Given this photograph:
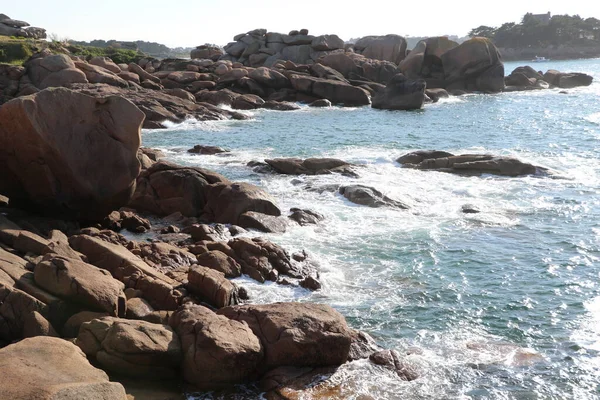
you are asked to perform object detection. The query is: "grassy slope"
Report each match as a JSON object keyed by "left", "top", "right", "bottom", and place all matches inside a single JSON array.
[{"left": 0, "top": 36, "right": 145, "bottom": 65}]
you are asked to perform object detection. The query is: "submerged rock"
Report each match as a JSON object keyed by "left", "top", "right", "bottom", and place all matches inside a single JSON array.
[
  {"left": 187, "top": 144, "right": 229, "bottom": 155},
  {"left": 264, "top": 157, "right": 357, "bottom": 177},
  {"left": 339, "top": 185, "right": 409, "bottom": 209}
]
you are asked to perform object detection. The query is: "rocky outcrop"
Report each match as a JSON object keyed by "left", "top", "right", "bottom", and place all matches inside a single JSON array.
[
  {"left": 68, "top": 234, "right": 183, "bottom": 310},
  {"left": 399, "top": 36, "right": 459, "bottom": 87},
  {"left": 77, "top": 317, "right": 182, "bottom": 378},
  {"left": 542, "top": 69, "right": 593, "bottom": 88},
  {"left": 130, "top": 161, "right": 281, "bottom": 227},
  {"left": 289, "top": 74, "right": 371, "bottom": 106},
  {"left": 441, "top": 37, "right": 504, "bottom": 93},
  {"left": 318, "top": 52, "right": 400, "bottom": 84},
  {"left": 170, "top": 304, "right": 263, "bottom": 389},
  {"left": 71, "top": 83, "right": 247, "bottom": 129},
  {"left": 372, "top": 73, "right": 426, "bottom": 110},
  {"left": 218, "top": 302, "right": 353, "bottom": 369},
  {"left": 339, "top": 185, "right": 409, "bottom": 209},
  {"left": 0, "top": 87, "right": 143, "bottom": 219},
  {"left": 0, "top": 336, "right": 127, "bottom": 399},
  {"left": 397, "top": 150, "right": 549, "bottom": 177},
  {"left": 353, "top": 35, "right": 408, "bottom": 64},
  {"left": 264, "top": 157, "right": 357, "bottom": 176},
  {"left": 34, "top": 255, "right": 127, "bottom": 317},
  {"left": 220, "top": 28, "right": 345, "bottom": 67},
  {"left": 0, "top": 14, "right": 46, "bottom": 39},
  {"left": 190, "top": 45, "right": 224, "bottom": 60}
]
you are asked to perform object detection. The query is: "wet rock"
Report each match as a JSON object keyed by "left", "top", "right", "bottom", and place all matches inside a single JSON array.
[
  {"left": 265, "top": 157, "right": 357, "bottom": 177},
  {"left": 339, "top": 185, "right": 409, "bottom": 209},
  {"left": 372, "top": 73, "right": 426, "bottom": 111},
  {"left": 369, "top": 349, "right": 419, "bottom": 381},
  {"left": 308, "top": 99, "right": 332, "bottom": 107},
  {"left": 185, "top": 223, "right": 231, "bottom": 242},
  {"left": 425, "top": 88, "right": 449, "bottom": 102},
  {"left": 219, "top": 302, "right": 352, "bottom": 369},
  {"left": 0, "top": 336, "right": 127, "bottom": 399},
  {"left": 461, "top": 204, "right": 481, "bottom": 214},
  {"left": 77, "top": 317, "right": 182, "bottom": 379},
  {"left": 169, "top": 304, "right": 263, "bottom": 389},
  {"left": 187, "top": 145, "right": 229, "bottom": 155},
  {"left": 289, "top": 208, "right": 324, "bottom": 226},
  {"left": 396, "top": 150, "right": 454, "bottom": 165},
  {"left": 289, "top": 74, "right": 371, "bottom": 106},
  {"left": 263, "top": 100, "right": 301, "bottom": 111},
  {"left": 299, "top": 276, "right": 321, "bottom": 290},
  {"left": 238, "top": 211, "right": 288, "bottom": 233},
  {"left": 397, "top": 151, "right": 548, "bottom": 177},
  {"left": 348, "top": 330, "right": 381, "bottom": 361}
]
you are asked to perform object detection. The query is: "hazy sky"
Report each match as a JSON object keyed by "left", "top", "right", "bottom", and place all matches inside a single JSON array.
[{"left": 4, "top": 1, "right": 600, "bottom": 48}]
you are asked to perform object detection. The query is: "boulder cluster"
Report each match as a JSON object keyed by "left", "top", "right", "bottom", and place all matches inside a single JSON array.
[
  {"left": 0, "top": 13, "right": 46, "bottom": 39},
  {"left": 0, "top": 84, "right": 388, "bottom": 397}
]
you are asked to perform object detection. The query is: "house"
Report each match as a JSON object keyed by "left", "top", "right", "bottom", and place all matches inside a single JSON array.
[{"left": 530, "top": 12, "right": 552, "bottom": 25}]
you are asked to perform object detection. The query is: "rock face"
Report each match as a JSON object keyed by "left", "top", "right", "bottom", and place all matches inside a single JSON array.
[
  {"left": 397, "top": 150, "right": 548, "bottom": 177},
  {"left": 318, "top": 52, "right": 400, "bottom": 84},
  {"left": 339, "top": 185, "right": 409, "bottom": 209},
  {"left": 399, "top": 36, "right": 459, "bottom": 87},
  {"left": 77, "top": 317, "right": 182, "bottom": 378},
  {"left": 220, "top": 29, "right": 345, "bottom": 67},
  {"left": 289, "top": 74, "right": 371, "bottom": 106},
  {"left": 441, "top": 37, "right": 505, "bottom": 93},
  {"left": 372, "top": 73, "right": 426, "bottom": 110},
  {"left": 0, "top": 87, "right": 143, "bottom": 219},
  {"left": 34, "top": 255, "right": 127, "bottom": 317},
  {"left": 170, "top": 304, "right": 264, "bottom": 389},
  {"left": 0, "top": 336, "right": 127, "bottom": 399},
  {"left": 219, "top": 302, "right": 352, "bottom": 370},
  {"left": 354, "top": 35, "right": 408, "bottom": 64}
]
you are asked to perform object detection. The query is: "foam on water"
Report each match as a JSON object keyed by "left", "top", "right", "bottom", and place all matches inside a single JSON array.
[{"left": 144, "top": 58, "right": 600, "bottom": 399}]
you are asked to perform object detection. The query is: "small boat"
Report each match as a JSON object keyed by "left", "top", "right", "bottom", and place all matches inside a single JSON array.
[{"left": 532, "top": 56, "right": 548, "bottom": 62}]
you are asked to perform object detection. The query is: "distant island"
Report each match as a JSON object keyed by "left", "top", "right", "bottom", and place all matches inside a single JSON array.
[{"left": 469, "top": 13, "right": 600, "bottom": 60}]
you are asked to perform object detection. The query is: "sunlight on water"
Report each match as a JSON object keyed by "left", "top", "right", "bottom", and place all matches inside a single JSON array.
[{"left": 142, "top": 58, "right": 600, "bottom": 399}]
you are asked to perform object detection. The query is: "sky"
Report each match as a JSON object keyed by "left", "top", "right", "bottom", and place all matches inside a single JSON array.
[{"left": 4, "top": 1, "right": 600, "bottom": 48}]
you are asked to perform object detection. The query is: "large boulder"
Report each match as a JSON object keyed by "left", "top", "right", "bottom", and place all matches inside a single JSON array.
[
  {"left": 129, "top": 160, "right": 228, "bottom": 217},
  {"left": 318, "top": 52, "right": 400, "bottom": 84},
  {"left": 372, "top": 73, "right": 426, "bottom": 110},
  {"left": 77, "top": 317, "right": 182, "bottom": 378},
  {"left": 74, "top": 61, "right": 129, "bottom": 87},
  {"left": 248, "top": 67, "right": 290, "bottom": 89},
  {"left": 0, "top": 88, "right": 143, "bottom": 219},
  {"left": 543, "top": 69, "right": 593, "bottom": 88},
  {"left": 441, "top": 37, "right": 504, "bottom": 93},
  {"left": 219, "top": 302, "right": 352, "bottom": 369},
  {"left": 34, "top": 255, "right": 127, "bottom": 317},
  {"left": 397, "top": 151, "right": 548, "bottom": 177},
  {"left": 0, "top": 336, "right": 127, "bottom": 399},
  {"left": 354, "top": 35, "right": 408, "bottom": 64},
  {"left": 170, "top": 304, "right": 264, "bottom": 389}
]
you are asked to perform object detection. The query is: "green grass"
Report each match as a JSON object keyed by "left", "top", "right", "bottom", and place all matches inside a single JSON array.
[
  {"left": 0, "top": 36, "right": 145, "bottom": 66},
  {"left": 0, "top": 36, "right": 36, "bottom": 64}
]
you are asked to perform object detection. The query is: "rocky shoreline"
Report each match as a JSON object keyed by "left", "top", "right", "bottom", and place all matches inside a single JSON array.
[{"left": 0, "top": 23, "right": 596, "bottom": 400}]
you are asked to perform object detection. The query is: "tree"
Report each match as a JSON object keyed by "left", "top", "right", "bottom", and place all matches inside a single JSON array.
[{"left": 469, "top": 25, "right": 496, "bottom": 39}]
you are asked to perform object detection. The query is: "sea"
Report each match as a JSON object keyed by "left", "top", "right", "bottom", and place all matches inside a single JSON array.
[{"left": 142, "top": 59, "right": 600, "bottom": 399}]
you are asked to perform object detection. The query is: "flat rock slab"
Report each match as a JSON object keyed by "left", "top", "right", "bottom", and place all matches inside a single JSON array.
[{"left": 397, "top": 150, "right": 548, "bottom": 177}]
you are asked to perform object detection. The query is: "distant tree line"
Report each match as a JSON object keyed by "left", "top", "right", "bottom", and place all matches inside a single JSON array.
[
  {"left": 68, "top": 39, "right": 194, "bottom": 59},
  {"left": 469, "top": 13, "right": 600, "bottom": 48}
]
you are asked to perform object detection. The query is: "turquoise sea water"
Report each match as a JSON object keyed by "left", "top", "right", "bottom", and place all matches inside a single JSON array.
[{"left": 143, "top": 59, "right": 600, "bottom": 399}]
